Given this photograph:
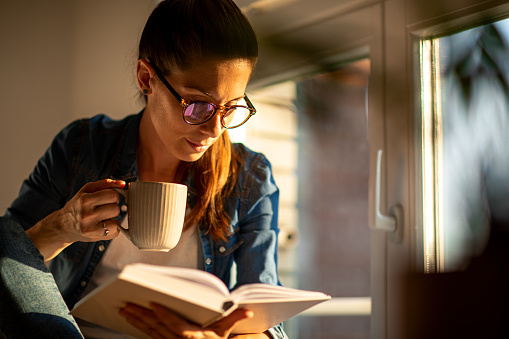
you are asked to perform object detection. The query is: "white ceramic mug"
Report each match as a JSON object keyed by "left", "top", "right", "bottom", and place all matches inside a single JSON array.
[{"left": 114, "top": 182, "right": 187, "bottom": 251}]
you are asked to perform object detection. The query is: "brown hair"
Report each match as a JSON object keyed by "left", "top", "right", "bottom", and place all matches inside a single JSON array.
[
  {"left": 139, "top": 0, "right": 258, "bottom": 71},
  {"left": 176, "top": 132, "right": 241, "bottom": 241},
  {"left": 138, "top": 0, "right": 258, "bottom": 241}
]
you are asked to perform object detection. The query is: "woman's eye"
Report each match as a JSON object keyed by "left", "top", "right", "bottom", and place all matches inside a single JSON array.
[{"left": 183, "top": 95, "right": 207, "bottom": 103}]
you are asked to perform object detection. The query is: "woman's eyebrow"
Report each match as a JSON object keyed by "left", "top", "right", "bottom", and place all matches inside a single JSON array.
[
  {"left": 185, "top": 87, "right": 245, "bottom": 103},
  {"left": 226, "top": 95, "right": 246, "bottom": 103}
]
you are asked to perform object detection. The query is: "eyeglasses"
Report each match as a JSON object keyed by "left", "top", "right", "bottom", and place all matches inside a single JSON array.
[{"left": 151, "top": 63, "right": 256, "bottom": 129}]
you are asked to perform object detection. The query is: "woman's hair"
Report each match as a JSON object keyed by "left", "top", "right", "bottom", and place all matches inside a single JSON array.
[
  {"left": 175, "top": 131, "right": 242, "bottom": 242},
  {"left": 139, "top": 0, "right": 258, "bottom": 70},
  {"left": 139, "top": 0, "right": 258, "bottom": 241}
]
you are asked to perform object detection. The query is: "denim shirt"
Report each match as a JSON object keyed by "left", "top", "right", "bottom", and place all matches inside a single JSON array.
[{"left": 6, "top": 112, "right": 287, "bottom": 339}]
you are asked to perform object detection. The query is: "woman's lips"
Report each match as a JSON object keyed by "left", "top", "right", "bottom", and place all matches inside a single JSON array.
[{"left": 186, "top": 139, "right": 210, "bottom": 152}]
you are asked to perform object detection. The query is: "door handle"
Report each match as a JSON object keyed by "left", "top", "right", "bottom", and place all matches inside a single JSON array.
[{"left": 373, "top": 149, "right": 397, "bottom": 232}]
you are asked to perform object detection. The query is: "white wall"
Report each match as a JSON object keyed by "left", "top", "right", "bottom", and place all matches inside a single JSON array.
[{"left": 0, "top": 0, "right": 155, "bottom": 213}]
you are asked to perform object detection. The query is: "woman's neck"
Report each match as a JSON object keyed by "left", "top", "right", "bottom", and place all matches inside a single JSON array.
[{"left": 137, "top": 111, "right": 180, "bottom": 183}]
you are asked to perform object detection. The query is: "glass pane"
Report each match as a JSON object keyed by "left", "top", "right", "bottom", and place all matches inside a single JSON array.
[
  {"left": 234, "top": 58, "right": 371, "bottom": 338},
  {"left": 424, "top": 19, "right": 509, "bottom": 271}
]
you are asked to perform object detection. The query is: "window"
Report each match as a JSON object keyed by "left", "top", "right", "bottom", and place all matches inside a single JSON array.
[
  {"left": 421, "top": 19, "right": 509, "bottom": 272},
  {"left": 233, "top": 58, "right": 371, "bottom": 338}
]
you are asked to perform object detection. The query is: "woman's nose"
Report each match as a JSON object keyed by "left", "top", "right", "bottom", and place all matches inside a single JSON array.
[{"left": 200, "top": 109, "right": 224, "bottom": 137}]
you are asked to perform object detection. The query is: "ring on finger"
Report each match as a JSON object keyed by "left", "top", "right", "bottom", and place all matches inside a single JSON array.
[{"left": 102, "top": 221, "right": 109, "bottom": 237}]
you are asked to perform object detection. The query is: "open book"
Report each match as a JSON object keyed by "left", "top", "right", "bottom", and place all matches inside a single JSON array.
[{"left": 71, "top": 263, "right": 330, "bottom": 338}]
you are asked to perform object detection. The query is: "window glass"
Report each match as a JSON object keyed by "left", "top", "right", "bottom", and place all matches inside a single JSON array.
[
  {"left": 423, "top": 19, "right": 509, "bottom": 271},
  {"left": 235, "top": 58, "right": 371, "bottom": 338}
]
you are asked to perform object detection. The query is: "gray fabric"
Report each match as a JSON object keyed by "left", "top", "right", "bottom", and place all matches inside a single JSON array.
[{"left": 0, "top": 216, "right": 83, "bottom": 339}]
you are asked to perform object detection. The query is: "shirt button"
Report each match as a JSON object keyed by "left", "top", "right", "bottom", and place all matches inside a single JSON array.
[
  {"left": 205, "top": 258, "right": 212, "bottom": 265},
  {"left": 98, "top": 245, "right": 106, "bottom": 252},
  {"left": 80, "top": 281, "right": 87, "bottom": 287},
  {"left": 219, "top": 246, "right": 226, "bottom": 253},
  {"left": 121, "top": 205, "right": 128, "bottom": 212}
]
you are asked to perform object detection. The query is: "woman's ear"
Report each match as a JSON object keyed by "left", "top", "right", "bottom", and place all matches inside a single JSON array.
[{"left": 137, "top": 59, "right": 156, "bottom": 95}]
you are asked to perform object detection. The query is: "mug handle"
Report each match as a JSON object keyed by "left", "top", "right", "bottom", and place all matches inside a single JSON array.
[{"left": 112, "top": 188, "right": 130, "bottom": 240}]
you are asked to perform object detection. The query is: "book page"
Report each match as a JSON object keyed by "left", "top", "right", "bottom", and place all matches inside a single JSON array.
[
  {"left": 127, "top": 264, "right": 231, "bottom": 298},
  {"left": 232, "top": 283, "right": 330, "bottom": 301},
  {"left": 233, "top": 298, "right": 330, "bottom": 334},
  {"left": 119, "top": 265, "right": 230, "bottom": 310},
  {"left": 229, "top": 283, "right": 330, "bottom": 333}
]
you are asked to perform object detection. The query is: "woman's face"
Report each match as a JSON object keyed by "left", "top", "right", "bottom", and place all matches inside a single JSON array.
[{"left": 141, "top": 58, "right": 253, "bottom": 163}]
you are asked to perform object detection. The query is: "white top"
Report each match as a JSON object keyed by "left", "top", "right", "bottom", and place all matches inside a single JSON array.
[{"left": 77, "top": 216, "right": 199, "bottom": 338}]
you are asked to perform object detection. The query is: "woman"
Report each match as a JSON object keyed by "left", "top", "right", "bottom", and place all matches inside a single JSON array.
[{"left": 3, "top": 1, "right": 287, "bottom": 338}]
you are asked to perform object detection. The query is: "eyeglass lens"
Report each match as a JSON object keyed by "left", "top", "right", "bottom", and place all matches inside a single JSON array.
[{"left": 183, "top": 98, "right": 252, "bottom": 128}]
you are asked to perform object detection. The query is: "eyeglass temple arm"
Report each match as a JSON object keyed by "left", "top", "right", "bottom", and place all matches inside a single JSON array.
[
  {"left": 244, "top": 95, "right": 256, "bottom": 114},
  {"left": 150, "top": 63, "right": 183, "bottom": 103}
]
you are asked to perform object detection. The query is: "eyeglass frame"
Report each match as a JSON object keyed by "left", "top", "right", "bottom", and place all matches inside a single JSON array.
[{"left": 150, "top": 63, "right": 256, "bottom": 129}]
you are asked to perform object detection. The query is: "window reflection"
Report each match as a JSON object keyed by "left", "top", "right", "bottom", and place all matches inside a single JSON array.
[{"left": 426, "top": 20, "right": 509, "bottom": 271}]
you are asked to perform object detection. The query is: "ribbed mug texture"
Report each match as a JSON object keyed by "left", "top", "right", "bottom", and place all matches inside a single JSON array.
[{"left": 127, "top": 182, "right": 187, "bottom": 251}]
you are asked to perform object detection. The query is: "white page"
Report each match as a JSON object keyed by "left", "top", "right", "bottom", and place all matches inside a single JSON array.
[
  {"left": 232, "top": 283, "right": 330, "bottom": 301},
  {"left": 127, "top": 264, "right": 231, "bottom": 298}
]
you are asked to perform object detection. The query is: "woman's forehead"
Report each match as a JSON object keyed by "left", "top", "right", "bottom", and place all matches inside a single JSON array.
[
  {"left": 168, "top": 59, "right": 253, "bottom": 100},
  {"left": 171, "top": 57, "right": 254, "bottom": 76}
]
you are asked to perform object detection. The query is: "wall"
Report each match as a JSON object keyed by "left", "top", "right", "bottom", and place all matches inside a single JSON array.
[{"left": 0, "top": 0, "right": 155, "bottom": 213}]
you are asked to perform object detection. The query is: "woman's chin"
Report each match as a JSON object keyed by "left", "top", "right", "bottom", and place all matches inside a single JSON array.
[{"left": 181, "top": 151, "right": 206, "bottom": 163}]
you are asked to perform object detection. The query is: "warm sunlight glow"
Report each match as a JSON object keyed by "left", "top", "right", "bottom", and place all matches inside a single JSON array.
[{"left": 420, "top": 39, "right": 443, "bottom": 273}]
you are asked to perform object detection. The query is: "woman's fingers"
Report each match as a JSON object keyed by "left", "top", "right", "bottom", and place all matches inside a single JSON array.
[
  {"left": 120, "top": 304, "right": 177, "bottom": 339},
  {"left": 78, "top": 186, "right": 122, "bottom": 221},
  {"left": 120, "top": 303, "right": 255, "bottom": 339},
  {"left": 150, "top": 303, "right": 203, "bottom": 334},
  {"left": 79, "top": 189, "right": 120, "bottom": 212},
  {"left": 121, "top": 311, "right": 167, "bottom": 339},
  {"left": 150, "top": 303, "right": 253, "bottom": 338},
  {"left": 91, "top": 218, "right": 120, "bottom": 239},
  {"left": 60, "top": 179, "right": 126, "bottom": 242},
  {"left": 206, "top": 308, "right": 253, "bottom": 337},
  {"left": 103, "top": 218, "right": 121, "bottom": 239},
  {"left": 79, "top": 203, "right": 120, "bottom": 236},
  {"left": 81, "top": 179, "right": 126, "bottom": 194},
  {"left": 77, "top": 179, "right": 124, "bottom": 226}
]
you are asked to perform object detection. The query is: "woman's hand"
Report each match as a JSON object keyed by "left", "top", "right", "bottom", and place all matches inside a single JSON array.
[
  {"left": 119, "top": 303, "right": 270, "bottom": 339},
  {"left": 26, "top": 179, "right": 125, "bottom": 261}
]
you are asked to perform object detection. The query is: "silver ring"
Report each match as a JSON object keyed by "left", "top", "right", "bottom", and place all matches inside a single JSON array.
[{"left": 102, "top": 221, "right": 109, "bottom": 237}]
